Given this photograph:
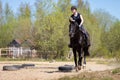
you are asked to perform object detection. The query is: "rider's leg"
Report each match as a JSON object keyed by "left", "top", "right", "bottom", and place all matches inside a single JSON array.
[
  {"left": 84, "top": 32, "right": 91, "bottom": 46},
  {"left": 79, "top": 26, "right": 91, "bottom": 46}
]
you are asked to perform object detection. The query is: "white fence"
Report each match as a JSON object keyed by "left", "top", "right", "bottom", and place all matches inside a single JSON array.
[{"left": 0, "top": 47, "right": 37, "bottom": 58}]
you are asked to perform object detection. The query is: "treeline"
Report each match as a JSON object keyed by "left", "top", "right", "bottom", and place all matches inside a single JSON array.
[{"left": 0, "top": 0, "right": 120, "bottom": 59}]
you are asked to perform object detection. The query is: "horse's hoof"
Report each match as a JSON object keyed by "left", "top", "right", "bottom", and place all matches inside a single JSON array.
[
  {"left": 83, "top": 64, "right": 86, "bottom": 69},
  {"left": 75, "top": 67, "right": 78, "bottom": 72},
  {"left": 78, "top": 66, "right": 81, "bottom": 70}
]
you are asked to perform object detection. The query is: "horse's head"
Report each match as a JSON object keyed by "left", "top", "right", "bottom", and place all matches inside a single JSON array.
[{"left": 69, "top": 22, "right": 79, "bottom": 38}]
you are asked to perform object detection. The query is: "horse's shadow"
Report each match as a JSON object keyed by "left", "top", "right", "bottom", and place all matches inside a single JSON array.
[{"left": 44, "top": 71, "right": 59, "bottom": 73}]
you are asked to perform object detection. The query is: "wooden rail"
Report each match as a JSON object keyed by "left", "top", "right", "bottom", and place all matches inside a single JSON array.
[{"left": 0, "top": 47, "right": 37, "bottom": 58}]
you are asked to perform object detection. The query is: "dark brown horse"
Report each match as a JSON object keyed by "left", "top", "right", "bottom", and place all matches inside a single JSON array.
[{"left": 69, "top": 21, "right": 90, "bottom": 71}]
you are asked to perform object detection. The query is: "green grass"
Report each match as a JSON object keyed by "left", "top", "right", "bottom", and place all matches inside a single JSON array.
[
  {"left": 59, "top": 68, "right": 120, "bottom": 80},
  {"left": 58, "top": 70, "right": 115, "bottom": 80},
  {"left": 59, "top": 76, "right": 113, "bottom": 80},
  {"left": 112, "top": 68, "right": 120, "bottom": 74},
  {"left": 102, "top": 77, "right": 113, "bottom": 80}
]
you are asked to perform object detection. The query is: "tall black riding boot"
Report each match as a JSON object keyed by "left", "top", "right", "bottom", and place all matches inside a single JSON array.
[
  {"left": 68, "top": 38, "right": 73, "bottom": 48},
  {"left": 84, "top": 34, "right": 91, "bottom": 47}
]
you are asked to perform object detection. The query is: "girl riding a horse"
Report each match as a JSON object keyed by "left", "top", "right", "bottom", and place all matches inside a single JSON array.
[
  {"left": 68, "top": 6, "right": 91, "bottom": 71},
  {"left": 68, "top": 6, "right": 90, "bottom": 48}
]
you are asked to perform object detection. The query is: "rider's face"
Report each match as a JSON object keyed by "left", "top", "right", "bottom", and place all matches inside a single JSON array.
[{"left": 71, "top": 9, "right": 77, "bottom": 14}]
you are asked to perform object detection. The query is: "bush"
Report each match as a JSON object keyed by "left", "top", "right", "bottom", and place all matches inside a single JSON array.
[
  {"left": 114, "top": 50, "right": 120, "bottom": 62},
  {"left": 91, "top": 46, "right": 110, "bottom": 58},
  {"left": 112, "top": 68, "right": 120, "bottom": 74}
]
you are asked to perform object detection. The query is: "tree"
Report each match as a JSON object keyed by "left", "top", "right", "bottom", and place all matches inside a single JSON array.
[
  {"left": 34, "top": 0, "right": 72, "bottom": 59},
  {"left": 0, "top": 0, "right": 119, "bottom": 59},
  {"left": 94, "top": 9, "right": 115, "bottom": 30},
  {"left": 0, "top": 0, "right": 3, "bottom": 26},
  {"left": 0, "top": 3, "right": 15, "bottom": 47},
  {"left": 104, "top": 21, "right": 120, "bottom": 52},
  {"left": 14, "top": 3, "right": 32, "bottom": 40}
]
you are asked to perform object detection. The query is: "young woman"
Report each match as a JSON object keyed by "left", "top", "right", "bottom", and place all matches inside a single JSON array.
[{"left": 69, "top": 6, "right": 90, "bottom": 48}]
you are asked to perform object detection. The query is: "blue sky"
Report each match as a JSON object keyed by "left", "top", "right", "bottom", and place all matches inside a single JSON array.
[
  {"left": 1, "top": 0, "right": 35, "bottom": 14},
  {"left": 87, "top": 0, "right": 120, "bottom": 20},
  {"left": 1, "top": 0, "right": 120, "bottom": 20}
]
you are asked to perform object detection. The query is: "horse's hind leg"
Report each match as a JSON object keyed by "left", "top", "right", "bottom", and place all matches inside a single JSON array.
[
  {"left": 73, "top": 48, "right": 78, "bottom": 72},
  {"left": 83, "top": 56, "right": 86, "bottom": 64},
  {"left": 83, "top": 56, "right": 86, "bottom": 69},
  {"left": 83, "top": 47, "right": 89, "bottom": 69}
]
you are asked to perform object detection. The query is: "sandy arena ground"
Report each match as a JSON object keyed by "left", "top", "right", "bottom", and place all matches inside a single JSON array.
[{"left": 0, "top": 60, "right": 119, "bottom": 80}]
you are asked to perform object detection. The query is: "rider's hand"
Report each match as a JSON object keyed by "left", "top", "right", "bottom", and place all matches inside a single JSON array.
[
  {"left": 79, "top": 24, "right": 82, "bottom": 28},
  {"left": 69, "top": 17, "right": 75, "bottom": 22},
  {"left": 79, "top": 25, "right": 82, "bottom": 31}
]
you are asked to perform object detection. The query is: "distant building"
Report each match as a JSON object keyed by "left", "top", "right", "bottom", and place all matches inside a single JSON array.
[
  {"left": 6, "top": 39, "right": 37, "bottom": 58},
  {"left": 8, "top": 39, "right": 21, "bottom": 47}
]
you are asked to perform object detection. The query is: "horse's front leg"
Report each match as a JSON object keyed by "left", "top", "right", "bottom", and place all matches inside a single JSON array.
[
  {"left": 78, "top": 48, "right": 83, "bottom": 70},
  {"left": 73, "top": 48, "right": 78, "bottom": 72}
]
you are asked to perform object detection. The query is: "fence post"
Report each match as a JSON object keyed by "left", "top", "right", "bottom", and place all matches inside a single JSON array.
[
  {"left": 17, "top": 48, "right": 19, "bottom": 57},
  {"left": 20, "top": 47, "right": 22, "bottom": 56},
  {"left": 0, "top": 48, "right": 1, "bottom": 57},
  {"left": 12, "top": 47, "right": 15, "bottom": 59}
]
